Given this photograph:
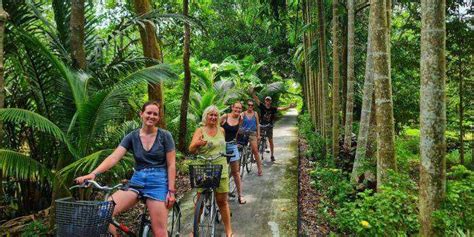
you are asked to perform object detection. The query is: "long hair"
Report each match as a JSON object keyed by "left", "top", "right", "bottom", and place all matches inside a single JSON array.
[{"left": 201, "top": 105, "right": 221, "bottom": 126}]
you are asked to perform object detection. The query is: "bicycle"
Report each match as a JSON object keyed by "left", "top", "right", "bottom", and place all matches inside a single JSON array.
[
  {"left": 188, "top": 153, "right": 234, "bottom": 237},
  {"left": 56, "top": 180, "right": 181, "bottom": 237},
  {"left": 237, "top": 129, "right": 255, "bottom": 175},
  {"left": 258, "top": 124, "right": 272, "bottom": 162}
]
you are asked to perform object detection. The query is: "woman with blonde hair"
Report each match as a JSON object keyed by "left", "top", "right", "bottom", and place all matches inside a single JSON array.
[{"left": 189, "top": 105, "right": 233, "bottom": 237}]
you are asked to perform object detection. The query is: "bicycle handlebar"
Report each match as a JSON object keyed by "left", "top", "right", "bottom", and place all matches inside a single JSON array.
[
  {"left": 188, "top": 152, "right": 234, "bottom": 161},
  {"left": 70, "top": 180, "right": 144, "bottom": 192}
]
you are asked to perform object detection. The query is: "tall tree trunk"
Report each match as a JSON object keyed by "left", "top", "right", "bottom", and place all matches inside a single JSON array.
[
  {"left": 70, "top": 0, "right": 87, "bottom": 70},
  {"left": 317, "top": 0, "right": 329, "bottom": 141},
  {"left": 331, "top": 0, "right": 340, "bottom": 159},
  {"left": 302, "top": 0, "right": 312, "bottom": 117},
  {"left": 341, "top": 12, "right": 348, "bottom": 127},
  {"left": 343, "top": 0, "right": 355, "bottom": 150},
  {"left": 459, "top": 59, "right": 464, "bottom": 164},
  {"left": 178, "top": 0, "right": 192, "bottom": 153},
  {"left": 352, "top": 6, "right": 375, "bottom": 181},
  {"left": 0, "top": 0, "right": 7, "bottom": 197},
  {"left": 419, "top": 0, "right": 446, "bottom": 235},
  {"left": 372, "top": 0, "right": 396, "bottom": 190},
  {"left": 133, "top": 0, "right": 166, "bottom": 128}
]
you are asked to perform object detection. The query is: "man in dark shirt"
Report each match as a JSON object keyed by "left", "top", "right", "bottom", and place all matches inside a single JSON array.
[{"left": 251, "top": 89, "right": 295, "bottom": 162}]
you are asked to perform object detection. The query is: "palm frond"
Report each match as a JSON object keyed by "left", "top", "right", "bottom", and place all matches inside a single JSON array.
[
  {"left": 0, "top": 149, "right": 54, "bottom": 182},
  {"left": 0, "top": 108, "right": 79, "bottom": 158},
  {"left": 16, "top": 28, "right": 86, "bottom": 109},
  {"left": 58, "top": 149, "right": 135, "bottom": 184},
  {"left": 111, "top": 64, "right": 178, "bottom": 91}
]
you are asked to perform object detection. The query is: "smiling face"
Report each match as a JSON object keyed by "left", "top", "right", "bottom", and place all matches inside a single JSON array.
[
  {"left": 206, "top": 110, "right": 219, "bottom": 126},
  {"left": 140, "top": 104, "right": 160, "bottom": 127},
  {"left": 232, "top": 102, "right": 242, "bottom": 116}
]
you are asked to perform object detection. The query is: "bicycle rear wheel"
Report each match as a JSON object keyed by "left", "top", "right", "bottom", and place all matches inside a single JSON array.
[{"left": 193, "top": 193, "right": 217, "bottom": 237}]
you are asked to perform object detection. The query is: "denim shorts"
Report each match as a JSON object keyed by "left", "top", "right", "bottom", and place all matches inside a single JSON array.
[
  {"left": 129, "top": 167, "right": 168, "bottom": 202},
  {"left": 226, "top": 143, "right": 240, "bottom": 163}
]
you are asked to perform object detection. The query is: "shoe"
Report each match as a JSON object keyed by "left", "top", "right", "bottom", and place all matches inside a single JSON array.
[
  {"left": 257, "top": 170, "right": 263, "bottom": 176},
  {"left": 238, "top": 196, "right": 247, "bottom": 204},
  {"left": 271, "top": 156, "right": 275, "bottom": 162}
]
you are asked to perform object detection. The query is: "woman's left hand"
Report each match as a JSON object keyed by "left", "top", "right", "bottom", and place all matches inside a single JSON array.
[{"left": 166, "top": 191, "right": 176, "bottom": 209}]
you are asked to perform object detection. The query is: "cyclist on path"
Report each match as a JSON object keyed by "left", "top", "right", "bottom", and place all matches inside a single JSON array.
[
  {"left": 221, "top": 101, "right": 246, "bottom": 204},
  {"left": 240, "top": 100, "right": 263, "bottom": 176},
  {"left": 251, "top": 89, "right": 295, "bottom": 162},
  {"left": 75, "top": 101, "right": 177, "bottom": 237},
  {"left": 189, "top": 105, "right": 233, "bottom": 237}
]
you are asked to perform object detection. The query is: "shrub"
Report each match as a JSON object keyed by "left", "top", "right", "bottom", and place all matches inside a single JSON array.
[
  {"left": 21, "top": 221, "right": 49, "bottom": 237},
  {"left": 310, "top": 166, "right": 354, "bottom": 205},
  {"left": 433, "top": 165, "right": 474, "bottom": 236},
  {"left": 334, "top": 171, "right": 419, "bottom": 236}
]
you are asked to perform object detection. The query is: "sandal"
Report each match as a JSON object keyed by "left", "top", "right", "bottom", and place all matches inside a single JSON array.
[
  {"left": 238, "top": 196, "right": 247, "bottom": 204},
  {"left": 257, "top": 170, "right": 263, "bottom": 176}
]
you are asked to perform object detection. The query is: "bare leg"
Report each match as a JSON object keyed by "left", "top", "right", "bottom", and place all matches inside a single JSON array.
[
  {"left": 147, "top": 199, "right": 169, "bottom": 237},
  {"left": 108, "top": 190, "right": 139, "bottom": 236},
  {"left": 230, "top": 161, "right": 244, "bottom": 201},
  {"left": 216, "top": 192, "right": 233, "bottom": 236},
  {"left": 269, "top": 138, "right": 274, "bottom": 158},
  {"left": 250, "top": 139, "right": 262, "bottom": 175}
]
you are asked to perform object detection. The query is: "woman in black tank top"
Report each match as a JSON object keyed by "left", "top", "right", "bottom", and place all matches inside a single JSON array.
[{"left": 221, "top": 101, "right": 246, "bottom": 204}]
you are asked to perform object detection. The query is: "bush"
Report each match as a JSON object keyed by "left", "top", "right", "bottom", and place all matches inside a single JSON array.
[
  {"left": 433, "top": 165, "right": 474, "bottom": 236},
  {"left": 334, "top": 171, "right": 419, "bottom": 236},
  {"left": 310, "top": 166, "right": 354, "bottom": 205},
  {"left": 298, "top": 113, "right": 327, "bottom": 160},
  {"left": 21, "top": 221, "right": 49, "bottom": 237}
]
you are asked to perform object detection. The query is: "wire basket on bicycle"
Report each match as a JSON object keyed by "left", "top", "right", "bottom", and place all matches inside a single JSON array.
[
  {"left": 189, "top": 164, "right": 223, "bottom": 189},
  {"left": 56, "top": 197, "right": 115, "bottom": 236}
]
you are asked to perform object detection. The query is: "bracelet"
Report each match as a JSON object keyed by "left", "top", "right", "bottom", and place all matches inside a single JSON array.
[
  {"left": 168, "top": 189, "right": 176, "bottom": 194},
  {"left": 91, "top": 172, "right": 100, "bottom": 178}
]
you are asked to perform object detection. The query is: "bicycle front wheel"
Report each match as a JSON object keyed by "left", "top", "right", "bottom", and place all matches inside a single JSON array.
[
  {"left": 168, "top": 202, "right": 181, "bottom": 237},
  {"left": 259, "top": 138, "right": 266, "bottom": 162},
  {"left": 245, "top": 151, "right": 254, "bottom": 174},
  {"left": 193, "top": 193, "right": 217, "bottom": 237},
  {"left": 239, "top": 149, "right": 246, "bottom": 178}
]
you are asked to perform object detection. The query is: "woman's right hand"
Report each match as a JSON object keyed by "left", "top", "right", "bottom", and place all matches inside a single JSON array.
[
  {"left": 74, "top": 173, "right": 96, "bottom": 184},
  {"left": 196, "top": 138, "right": 208, "bottom": 147}
]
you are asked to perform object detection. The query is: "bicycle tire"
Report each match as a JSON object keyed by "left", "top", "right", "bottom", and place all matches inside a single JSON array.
[
  {"left": 168, "top": 202, "right": 181, "bottom": 237},
  {"left": 193, "top": 193, "right": 217, "bottom": 237},
  {"left": 259, "top": 138, "right": 266, "bottom": 162},
  {"left": 229, "top": 174, "right": 236, "bottom": 198},
  {"left": 239, "top": 149, "right": 246, "bottom": 178},
  {"left": 245, "top": 150, "right": 253, "bottom": 173}
]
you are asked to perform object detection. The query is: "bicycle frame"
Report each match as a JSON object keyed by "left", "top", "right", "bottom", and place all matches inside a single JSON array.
[{"left": 69, "top": 180, "right": 181, "bottom": 237}]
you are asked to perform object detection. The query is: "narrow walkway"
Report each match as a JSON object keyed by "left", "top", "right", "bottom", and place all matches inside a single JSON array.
[{"left": 179, "top": 109, "right": 299, "bottom": 237}]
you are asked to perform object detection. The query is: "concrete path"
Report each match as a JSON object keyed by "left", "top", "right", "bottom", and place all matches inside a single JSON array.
[{"left": 178, "top": 109, "right": 299, "bottom": 237}]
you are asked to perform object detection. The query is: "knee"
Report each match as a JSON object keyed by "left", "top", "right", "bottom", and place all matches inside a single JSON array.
[
  {"left": 152, "top": 227, "right": 167, "bottom": 237},
  {"left": 216, "top": 196, "right": 228, "bottom": 207}
]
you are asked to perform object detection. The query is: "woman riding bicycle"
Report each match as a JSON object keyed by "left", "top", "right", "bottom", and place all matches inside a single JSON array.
[
  {"left": 221, "top": 101, "right": 246, "bottom": 204},
  {"left": 189, "top": 105, "right": 233, "bottom": 237},
  {"left": 241, "top": 100, "right": 263, "bottom": 176},
  {"left": 75, "top": 101, "right": 176, "bottom": 237}
]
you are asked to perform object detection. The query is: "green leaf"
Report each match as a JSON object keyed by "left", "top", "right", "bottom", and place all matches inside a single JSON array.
[
  {"left": 0, "top": 149, "right": 54, "bottom": 183},
  {"left": 0, "top": 108, "right": 79, "bottom": 158}
]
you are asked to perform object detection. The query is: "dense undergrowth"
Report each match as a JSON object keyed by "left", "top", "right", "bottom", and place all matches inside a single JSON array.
[{"left": 298, "top": 113, "right": 473, "bottom": 236}]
